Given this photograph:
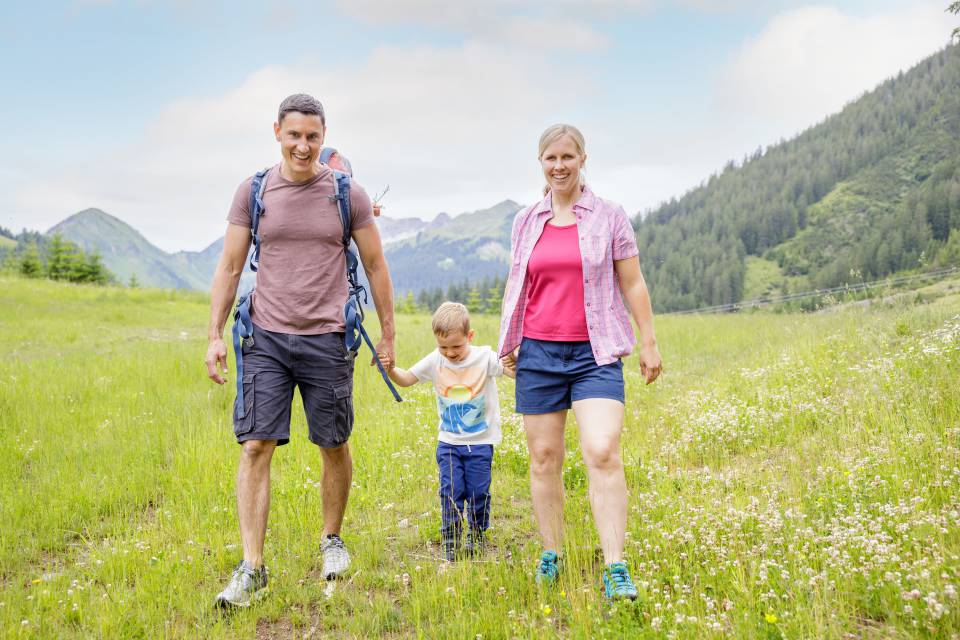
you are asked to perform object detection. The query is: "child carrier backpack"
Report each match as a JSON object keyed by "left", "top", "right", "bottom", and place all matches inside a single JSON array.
[{"left": 232, "top": 148, "right": 402, "bottom": 418}]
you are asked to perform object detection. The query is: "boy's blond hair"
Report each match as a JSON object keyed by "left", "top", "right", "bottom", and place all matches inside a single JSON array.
[{"left": 432, "top": 301, "right": 471, "bottom": 337}]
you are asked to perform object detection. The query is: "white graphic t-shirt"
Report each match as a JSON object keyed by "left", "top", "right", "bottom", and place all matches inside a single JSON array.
[{"left": 408, "top": 345, "right": 504, "bottom": 446}]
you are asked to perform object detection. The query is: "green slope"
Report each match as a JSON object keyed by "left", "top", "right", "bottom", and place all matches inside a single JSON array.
[
  {"left": 638, "top": 44, "right": 960, "bottom": 312},
  {"left": 48, "top": 209, "right": 216, "bottom": 289}
]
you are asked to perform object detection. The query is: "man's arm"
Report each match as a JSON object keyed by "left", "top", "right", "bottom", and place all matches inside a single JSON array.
[
  {"left": 205, "top": 223, "right": 252, "bottom": 384},
  {"left": 353, "top": 222, "right": 396, "bottom": 368}
]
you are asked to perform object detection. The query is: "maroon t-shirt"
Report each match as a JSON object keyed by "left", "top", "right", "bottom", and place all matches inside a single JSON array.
[{"left": 227, "top": 164, "right": 374, "bottom": 335}]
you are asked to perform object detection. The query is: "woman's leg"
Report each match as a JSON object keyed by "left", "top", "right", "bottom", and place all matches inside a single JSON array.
[
  {"left": 524, "top": 411, "right": 568, "bottom": 551},
  {"left": 572, "top": 398, "right": 626, "bottom": 564}
]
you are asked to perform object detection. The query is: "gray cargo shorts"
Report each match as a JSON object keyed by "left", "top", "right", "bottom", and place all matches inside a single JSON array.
[{"left": 233, "top": 323, "right": 354, "bottom": 448}]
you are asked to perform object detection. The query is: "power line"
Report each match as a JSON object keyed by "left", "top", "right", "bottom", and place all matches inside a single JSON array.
[{"left": 664, "top": 266, "right": 960, "bottom": 315}]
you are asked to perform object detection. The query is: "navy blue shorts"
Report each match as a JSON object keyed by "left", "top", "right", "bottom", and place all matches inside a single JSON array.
[
  {"left": 233, "top": 323, "right": 354, "bottom": 448},
  {"left": 514, "top": 337, "right": 624, "bottom": 414}
]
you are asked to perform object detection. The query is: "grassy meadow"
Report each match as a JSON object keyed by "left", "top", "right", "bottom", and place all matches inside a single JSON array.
[{"left": 2, "top": 274, "right": 960, "bottom": 638}]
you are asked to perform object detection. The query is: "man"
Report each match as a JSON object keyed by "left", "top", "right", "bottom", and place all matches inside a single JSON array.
[{"left": 204, "top": 93, "right": 396, "bottom": 608}]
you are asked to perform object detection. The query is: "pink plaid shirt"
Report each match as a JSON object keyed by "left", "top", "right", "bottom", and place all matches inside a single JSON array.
[{"left": 498, "top": 185, "right": 639, "bottom": 366}]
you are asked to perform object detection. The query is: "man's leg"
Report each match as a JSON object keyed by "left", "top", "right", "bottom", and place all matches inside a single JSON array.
[
  {"left": 237, "top": 439, "right": 277, "bottom": 568},
  {"left": 319, "top": 442, "right": 352, "bottom": 537}
]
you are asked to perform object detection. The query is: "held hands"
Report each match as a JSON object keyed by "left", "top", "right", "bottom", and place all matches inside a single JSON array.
[
  {"left": 500, "top": 348, "right": 518, "bottom": 378},
  {"left": 374, "top": 337, "right": 395, "bottom": 371},
  {"left": 205, "top": 338, "right": 229, "bottom": 385},
  {"left": 638, "top": 342, "right": 662, "bottom": 385}
]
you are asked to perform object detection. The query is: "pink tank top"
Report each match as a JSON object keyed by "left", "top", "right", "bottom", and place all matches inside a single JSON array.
[{"left": 522, "top": 223, "right": 589, "bottom": 341}]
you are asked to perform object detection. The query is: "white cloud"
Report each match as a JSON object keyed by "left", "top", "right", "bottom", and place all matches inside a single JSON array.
[
  {"left": 717, "top": 3, "right": 955, "bottom": 139},
  {"left": 12, "top": 43, "right": 586, "bottom": 251}
]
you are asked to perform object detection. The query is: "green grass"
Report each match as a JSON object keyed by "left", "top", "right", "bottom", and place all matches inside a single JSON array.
[
  {"left": 3, "top": 275, "right": 960, "bottom": 638},
  {"left": 0, "top": 236, "right": 15, "bottom": 250},
  {"left": 742, "top": 256, "right": 785, "bottom": 301}
]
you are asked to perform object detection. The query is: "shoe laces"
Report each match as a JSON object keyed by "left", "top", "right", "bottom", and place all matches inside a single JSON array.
[
  {"left": 325, "top": 534, "right": 345, "bottom": 550},
  {"left": 607, "top": 562, "right": 633, "bottom": 588},
  {"left": 538, "top": 551, "right": 559, "bottom": 577}
]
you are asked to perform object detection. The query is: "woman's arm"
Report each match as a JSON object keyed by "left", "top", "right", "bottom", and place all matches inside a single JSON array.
[{"left": 614, "top": 256, "right": 662, "bottom": 384}]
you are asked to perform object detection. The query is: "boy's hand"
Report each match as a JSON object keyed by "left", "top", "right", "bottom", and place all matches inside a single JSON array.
[{"left": 378, "top": 351, "right": 395, "bottom": 371}]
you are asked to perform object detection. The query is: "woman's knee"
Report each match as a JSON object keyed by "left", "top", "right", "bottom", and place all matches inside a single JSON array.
[
  {"left": 528, "top": 446, "right": 564, "bottom": 476},
  {"left": 581, "top": 440, "right": 621, "bottom": 471}
]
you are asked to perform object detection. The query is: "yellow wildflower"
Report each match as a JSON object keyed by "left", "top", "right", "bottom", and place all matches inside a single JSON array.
[{"left": 765, "top": 613, "right": 778, "bottom": 624}]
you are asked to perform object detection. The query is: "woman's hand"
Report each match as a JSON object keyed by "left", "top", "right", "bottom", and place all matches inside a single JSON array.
[
  {"left": 500, "top": 347, "right": 519, "bottom": 371},
  {"left": 638, "top": 342, "right": 662, "bottom": 385}
]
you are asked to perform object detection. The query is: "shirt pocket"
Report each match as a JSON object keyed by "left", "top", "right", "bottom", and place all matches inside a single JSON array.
[{"left": 584, "top": 234, "right": 611, "bottom": 270}]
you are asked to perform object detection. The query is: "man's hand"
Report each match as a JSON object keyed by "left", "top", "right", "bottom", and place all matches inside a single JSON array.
[
  {"left": 374, "top": 337, "right": 395, "bottom": 370},
  {"left": 205, "top": 338, "right": 229, "bottom": 384},
  {"left": 638, "top": 342, "right": 662, "bottom": 385},
  {"left": 377, "top": 351, "right": 395, "bottom": 372}
]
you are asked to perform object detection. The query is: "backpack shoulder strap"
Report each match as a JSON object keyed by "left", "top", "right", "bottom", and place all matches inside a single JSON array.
[
  {"left": 329, "top": 169, "right": 353, "bottom": 249},
  {"left": 248, "top": 167, "right": 270, "bottom": 272}
]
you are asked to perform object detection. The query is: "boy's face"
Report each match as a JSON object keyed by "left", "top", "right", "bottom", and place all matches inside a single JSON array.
[{"left": 436, "top": 329, "right": 474, "bottom": 363}]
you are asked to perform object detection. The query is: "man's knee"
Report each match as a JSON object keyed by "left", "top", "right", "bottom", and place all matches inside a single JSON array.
[
  {"left": 240, "top": 439, "right": 276, "bottom": 462},
  {"left": 320, "top": 442, "right": 352, "bottom": 466}
]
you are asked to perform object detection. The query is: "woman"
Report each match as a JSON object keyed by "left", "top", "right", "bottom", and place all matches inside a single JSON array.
[{"left": 499, "top": 124, "right": 662, "bottom": 600}]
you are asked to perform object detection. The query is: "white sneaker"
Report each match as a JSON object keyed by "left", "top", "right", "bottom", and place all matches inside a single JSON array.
[{"left": 321, "top": 534, "right": 351, "bottom": 580}]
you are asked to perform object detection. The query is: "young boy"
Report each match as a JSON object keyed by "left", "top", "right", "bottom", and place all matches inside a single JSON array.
[{"left": 383, "top": 302, "right": 515, "bottom": 561}]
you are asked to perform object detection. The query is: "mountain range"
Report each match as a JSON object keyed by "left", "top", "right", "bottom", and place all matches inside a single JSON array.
[
  {"left": 44, "top": 201, "right": 519, "bottom": 294},
  {"left": 12, "top": 45, "right": 960, "bottom": 311}
]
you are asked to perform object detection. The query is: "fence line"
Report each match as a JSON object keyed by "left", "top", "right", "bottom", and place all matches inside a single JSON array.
[{"left": 665, "top": 266, "right": 960, "bottom": 315}]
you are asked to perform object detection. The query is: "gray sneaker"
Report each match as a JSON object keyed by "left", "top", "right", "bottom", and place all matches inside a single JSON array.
[
  {"left": 214, "top": 560, "right": 268, "bottom": 609},
  {"left": 321, "top": 534, "right": 351, "bottom": 580}
]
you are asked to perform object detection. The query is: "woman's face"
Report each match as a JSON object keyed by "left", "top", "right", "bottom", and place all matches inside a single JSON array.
[{"left": 540, "top": 135, "right": 584, "bottom": 198}]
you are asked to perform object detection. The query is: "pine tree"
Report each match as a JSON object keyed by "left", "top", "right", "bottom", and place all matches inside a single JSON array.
[
  {"left": 46, "top": 233, "right": 77, "bottom": 281},
  {"left": 465, "top": 286, "right": 483, "bottom": 313},
  {"left": 19, "top": 242, "right": 42, "bottom": 278}
]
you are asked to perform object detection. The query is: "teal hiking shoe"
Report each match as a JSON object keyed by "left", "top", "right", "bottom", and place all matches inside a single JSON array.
[
  {"left": 602, "top": 561, "right": 638, "bottom": 601},
  {"left": 535, "top": 550, "right": 561, "bottom": 586}
]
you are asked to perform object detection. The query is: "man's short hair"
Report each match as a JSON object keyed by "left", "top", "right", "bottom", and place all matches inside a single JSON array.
[
  {"left": 278, "top": 94, "right": 325, "bottom": 126},
  {"left": 432, "top": 302, "right": 471, "bottom": 337}
]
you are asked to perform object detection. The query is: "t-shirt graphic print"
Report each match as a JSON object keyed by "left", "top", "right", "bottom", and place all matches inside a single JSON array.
[{"left": 408, "top": 345, "right": 504, "bottom": 446}]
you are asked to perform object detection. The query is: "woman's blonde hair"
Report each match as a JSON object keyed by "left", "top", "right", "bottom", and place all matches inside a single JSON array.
[{"left": 538, "top": 124, "right": 587, "bottom": 195}]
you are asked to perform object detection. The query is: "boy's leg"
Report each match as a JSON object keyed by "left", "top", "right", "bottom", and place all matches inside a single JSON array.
[
  {"left": 436, "top": 442, "right": 466, "bottom": 557},
  {"left": 464, "top": 445, "right": 494, "bottom": 542}
]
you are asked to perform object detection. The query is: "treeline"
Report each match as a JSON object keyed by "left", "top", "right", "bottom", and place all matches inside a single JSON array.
[
  {"left": 396, "top": 275, "right": 506, "bottom": 314},
  {"left": 636, "top": 44, "right": 960, "bottom": 312},
  {"left": 784, "top": 156, "right": 960, "bottom": 287},
  {"left": 0, "top": 231, "right": 114, "bottom": 285}
]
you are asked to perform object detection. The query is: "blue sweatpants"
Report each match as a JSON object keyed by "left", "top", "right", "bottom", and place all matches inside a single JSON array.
[{"left": 436, "top": 442, "right": 493, "bottom": 542}]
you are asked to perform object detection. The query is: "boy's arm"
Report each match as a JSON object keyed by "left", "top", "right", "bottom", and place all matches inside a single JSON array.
[{"left": 386, "top": 365, "right": 419, "bottom": 388}]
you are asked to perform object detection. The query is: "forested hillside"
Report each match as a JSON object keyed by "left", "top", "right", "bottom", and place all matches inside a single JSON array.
[{"left": 638, "top": 44, "right": 960, "bottom": 312}]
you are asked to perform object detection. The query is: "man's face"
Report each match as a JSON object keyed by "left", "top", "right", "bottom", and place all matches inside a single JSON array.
[
  {"left": 273, "top": 112, "right": 325, "bottom": 177},
  {"left": 436, "top": 330, "right": 474, "bottom": 363}
]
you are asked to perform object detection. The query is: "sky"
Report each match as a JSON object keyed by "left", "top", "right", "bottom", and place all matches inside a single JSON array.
[{"left": 0, "top": 0, "right": 956, "bottom": 252}]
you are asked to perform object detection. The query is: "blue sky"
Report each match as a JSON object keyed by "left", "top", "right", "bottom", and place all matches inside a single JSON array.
[{"left": 1, "top": 0, "right": 954, "bottom": 251}]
